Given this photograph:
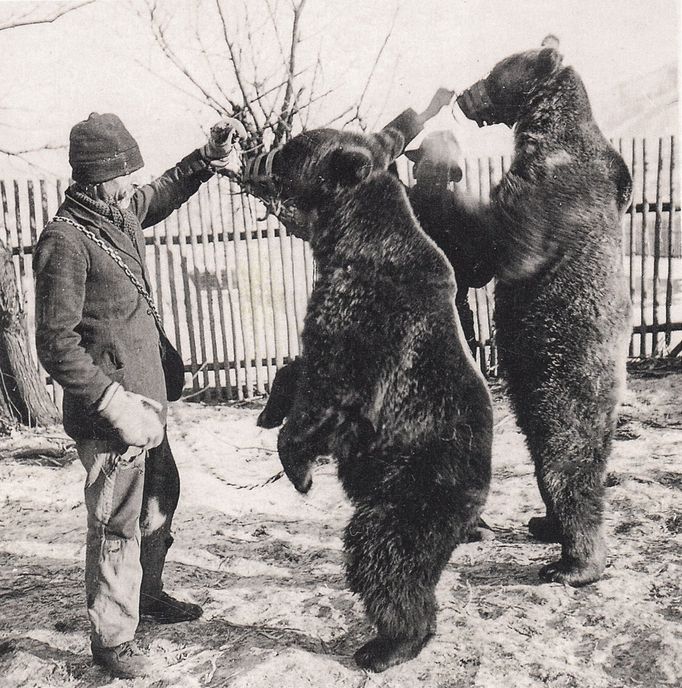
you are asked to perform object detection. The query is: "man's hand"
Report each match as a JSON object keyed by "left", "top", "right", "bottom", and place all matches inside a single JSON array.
[
  {"left": 98, "top": 382, "right": 165, "bottom": 450},
  {"left": 203, "top": 117, "right": 248, "bottom": 170},
  {"left": 418, "top": 87, "right": 456, "bottom": 125}
]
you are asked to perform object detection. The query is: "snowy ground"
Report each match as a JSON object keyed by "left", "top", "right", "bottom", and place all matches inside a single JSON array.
[{"left": 0, "top": 364, "right": 680, "bottom": 687}]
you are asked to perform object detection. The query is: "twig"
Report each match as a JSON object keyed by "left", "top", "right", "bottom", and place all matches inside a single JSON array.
[
  {"left": 0, "top": 0, "right": 96, "bottom": 32},
  {"left": 345, "top": 4, "right": 398, "bottom": 130},
  {"left": 277, "top": 0, "right": 307, "bottom": 144},
  {"left": 215, "top": 0, "right": 261, "bottom": 129},
  {"left": 142, "top": 0, "right": 229, "bottom": 115}
]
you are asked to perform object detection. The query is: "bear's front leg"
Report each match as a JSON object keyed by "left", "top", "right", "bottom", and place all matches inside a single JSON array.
[{"left": 277, "top": 419, "right": 317, "bottom": 494}]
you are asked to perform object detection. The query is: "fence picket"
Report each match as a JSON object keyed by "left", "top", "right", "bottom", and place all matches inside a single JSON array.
[
  {"left": 651, "top": 138, "right": 663, "bottom": 355},
  {"left": 217, "top": 178, "right": 242, "bottom": 399},
  {"left": 639, "top": 139, "right": 648, "bottom": 357},
  {"left": 665, "top": 136, "right": 676, "bottom": 347},
  {"left": 227, "top": 181, "right": 252, "bottom": 399},
  {"left": 0, "top": 181, "right": 10, "bottom": 247},
  {"left": 265, "top": 213, "right": 284, "bottom": 373},
  {"left": 161, "top": 216, "right": 183, "bottom": 362},
  {"left": 252, "top": 198, "right": 275, "bottom": 389},
  {"left": 206, "top": 180, "right": 232, "bottom": 400},
  {"left": 176, "top": 204, "right": 201, "bottom": 393},
  {"left": 197, "top": 186, "right": 222, "bottom": 398},
  {"left": 241, "top": 196, "right": 265, "bottom": 395},
  {"left": 628, "top": 139, "right": 637, "bottom": 357}
]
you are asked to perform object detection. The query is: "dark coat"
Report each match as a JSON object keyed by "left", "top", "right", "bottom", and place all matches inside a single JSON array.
[
  {"left": 34, "top": 149, "right": 213, "bottom": 440},
  {"left": 407, "top": 183, "right": 496, "bottom": 291}
]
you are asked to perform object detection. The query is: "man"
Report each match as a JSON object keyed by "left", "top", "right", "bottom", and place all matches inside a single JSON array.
[
  {"left": 405, "top": 130, "right": 496, "bottom": 356},
  {"left": 33, "top": 112, "right": 244, "bottom": 678}
]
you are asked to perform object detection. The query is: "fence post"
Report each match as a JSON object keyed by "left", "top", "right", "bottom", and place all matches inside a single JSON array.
[
  {"left": 665, "top": 136, "right": 676, "bottom": 348},
  {"left": 639, "top": 139, "right": 648, "bottom": 358},
  {"left": 651, "top": 138, "right": 663, "bottom": 355}
]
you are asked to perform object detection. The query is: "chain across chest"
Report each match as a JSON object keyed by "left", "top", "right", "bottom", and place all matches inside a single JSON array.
[{"left": 53, "top": 215, "right": 162, "bottom": 329}]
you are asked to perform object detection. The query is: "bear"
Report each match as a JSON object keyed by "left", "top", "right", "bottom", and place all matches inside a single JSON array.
[
  {"left": 456, "top": 37, "right": 632, "bottom": 586},
  {"left": 405, "top": 130, "right": 496, "bottom": 355},
  {"left": 266, "top": 128, "right": 493, "bottom": 672}
]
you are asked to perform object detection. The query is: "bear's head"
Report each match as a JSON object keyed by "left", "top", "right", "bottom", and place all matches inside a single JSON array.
[
  {"left": 243, "top": 127, "right": 405, "bottom": 240},
  {"left": 456, "top": 36, "right": 564, "bottom": 127},
  {"left": 405, "top": 130, "right": 463, "bottom": 188}
]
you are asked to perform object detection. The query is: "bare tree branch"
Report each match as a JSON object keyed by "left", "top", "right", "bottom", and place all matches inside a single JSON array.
[
  {"left": 0, "top": 150, "right": 63, "bottom": 177},
  {"left": 0, "top": 144, "right": 66, "bottom": 155},
  {"left": 191, "top": 4, "right": 239, "bottom": 113},
  {"left": 0, "top": 0, "right": 97, "bottom": 32},
  {"left": 141, "top": 0, "right": 231, "bottom": 115},
  {"left": 273, "top": 0, "right": 307, "bottom": 145},
  {"left": 215, "top": 0, "right": 261, "bottom": 129},
  {"left": 130, "top": 55, "right": 224, "bottom": 115},
  {"left": 345, "top": 4, "right": 398, "bottom": 130},
  {"left": 303, "top": 48, "right": 323, "bottom": 129}
]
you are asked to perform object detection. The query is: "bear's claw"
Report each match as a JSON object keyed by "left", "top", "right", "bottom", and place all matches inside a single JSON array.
[{"left": 539, "top": 558, "right": 605, "bottom": 587}]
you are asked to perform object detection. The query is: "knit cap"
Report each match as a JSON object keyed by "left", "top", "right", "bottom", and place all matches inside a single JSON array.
[{"left": 69, "top": 113, "right": 144, "bottom": 183}]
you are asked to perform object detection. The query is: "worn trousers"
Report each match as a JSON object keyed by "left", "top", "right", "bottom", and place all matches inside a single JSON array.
[{"left": 76, "top": 432, "right": 180, "bottom": 648}]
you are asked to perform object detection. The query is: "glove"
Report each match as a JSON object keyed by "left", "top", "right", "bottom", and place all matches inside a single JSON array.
[
  {"left": 202, "top": 117, "right": 248, "bottom": 169},
  {"left": 98, "top": 382, "right": 165, "bottom": 450},
  {"left": 418, "top": 87, "right": 456, "bottom": 125}
]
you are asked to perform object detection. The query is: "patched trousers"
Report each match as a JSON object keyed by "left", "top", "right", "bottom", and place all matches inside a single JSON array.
[{"left": 76, "top": 432, "right": 180, "bottom": 648}]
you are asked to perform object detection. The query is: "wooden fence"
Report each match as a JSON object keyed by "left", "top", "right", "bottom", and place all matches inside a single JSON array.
[{"left": 0, "top": 135, "right": 679, "bottom": 402}]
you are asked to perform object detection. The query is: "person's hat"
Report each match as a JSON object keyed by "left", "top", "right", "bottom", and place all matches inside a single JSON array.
[{"left": 69, "top": 113, "right": 144, "bottom": 183}]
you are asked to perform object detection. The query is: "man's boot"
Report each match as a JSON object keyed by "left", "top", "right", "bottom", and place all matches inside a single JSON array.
[
  {"left": 91, "top": 641, "right": 151, "bottom": 679},
  {"left": 139, "top": 533, "right": 203, "bottom": 624}
]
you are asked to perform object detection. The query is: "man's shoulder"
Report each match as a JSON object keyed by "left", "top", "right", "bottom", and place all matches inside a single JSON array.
[{"left": 36, "top": 211, "right": 89, "bottom": 260}]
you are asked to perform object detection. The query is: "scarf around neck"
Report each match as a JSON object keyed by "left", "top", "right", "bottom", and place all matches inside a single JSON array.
[{"left": 66, "top": 186, "right": 140, "bottom": 250}]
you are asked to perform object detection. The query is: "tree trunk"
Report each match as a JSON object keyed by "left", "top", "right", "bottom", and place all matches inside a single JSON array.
[{"left": 0, "top": 239, "right": 60, "bottom": 431}]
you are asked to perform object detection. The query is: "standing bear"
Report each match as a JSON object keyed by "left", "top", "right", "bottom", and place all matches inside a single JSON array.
[
  {"left": 457, "top": 38, "right": 632, "bottom": 586},
  {"left": 264, "top": 127, "right": 493, "bottom": 672}
]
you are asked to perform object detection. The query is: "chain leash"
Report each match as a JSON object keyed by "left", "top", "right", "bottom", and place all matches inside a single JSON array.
[{"left": 52, "top": 215, "right": 164, "bottom": 331}]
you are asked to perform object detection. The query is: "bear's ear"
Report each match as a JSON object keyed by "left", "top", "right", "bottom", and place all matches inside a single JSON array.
[
  {"left": 537, "top": 46, "right": 563, "bottom": 77},
  {"left": 449, "top": 164, "right": 463, "bottom": 183},
  {"left": 404, "top": 148, "right": 422, "bottom": 163},
  {"left": 324, "top": 147, "right": 374, "bottom": 188},
  {"left": 541, "top": 34, "right": 560, "bottom": 49}
]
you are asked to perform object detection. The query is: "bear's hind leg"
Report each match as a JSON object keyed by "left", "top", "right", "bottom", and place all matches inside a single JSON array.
[
  {"left": 534, "top": 452, "right": 608, "bottom": 586},
  {"left": 344, "top": 496, "right": 463, "bottom": 672}
]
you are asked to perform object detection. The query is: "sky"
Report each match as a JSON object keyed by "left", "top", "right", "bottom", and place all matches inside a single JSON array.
[{"left": 0, "top": 0, "right": 678, "bottom": 177}]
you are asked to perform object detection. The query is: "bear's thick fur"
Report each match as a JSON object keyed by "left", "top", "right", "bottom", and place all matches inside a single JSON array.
[
  {"left": 270, "top": 129, "right": 493, "bottom": 671},
  {"left": 457, "top": 40, "right": 632, "bottom": 586}
]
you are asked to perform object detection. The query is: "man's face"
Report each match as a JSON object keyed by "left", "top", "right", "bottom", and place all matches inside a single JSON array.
[{"left": 99, "top": 174, "right": 137, "bottom": 209}]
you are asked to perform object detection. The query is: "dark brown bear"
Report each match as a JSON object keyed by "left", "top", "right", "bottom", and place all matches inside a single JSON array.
[
  {"left": 457, "top": 38, "right": 632, "bottom": 586},
  {"left": 267, "top": 128, "right": 493, "bottom": 672}
]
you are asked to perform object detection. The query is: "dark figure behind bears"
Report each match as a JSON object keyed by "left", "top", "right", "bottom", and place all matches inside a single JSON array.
[
  {"left": 266, "top": 128, "right": 492, "bottom": 671},
  {"left": 457, "top": 37, "right": 632, "bottom": 586},
  {"left": 405, "top": 131, "right": 496, "bottom": 356}
]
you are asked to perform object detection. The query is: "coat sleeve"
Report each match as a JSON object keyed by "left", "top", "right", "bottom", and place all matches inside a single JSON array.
[
  {"left": 33, "top": 229, "right": 113, "bottom": 407},
  {"left": 373, "top": 108, "right": 424, "bottom": 161},
  {"left": 129, "top": 149, "right": 214, "bottom": 229}
]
